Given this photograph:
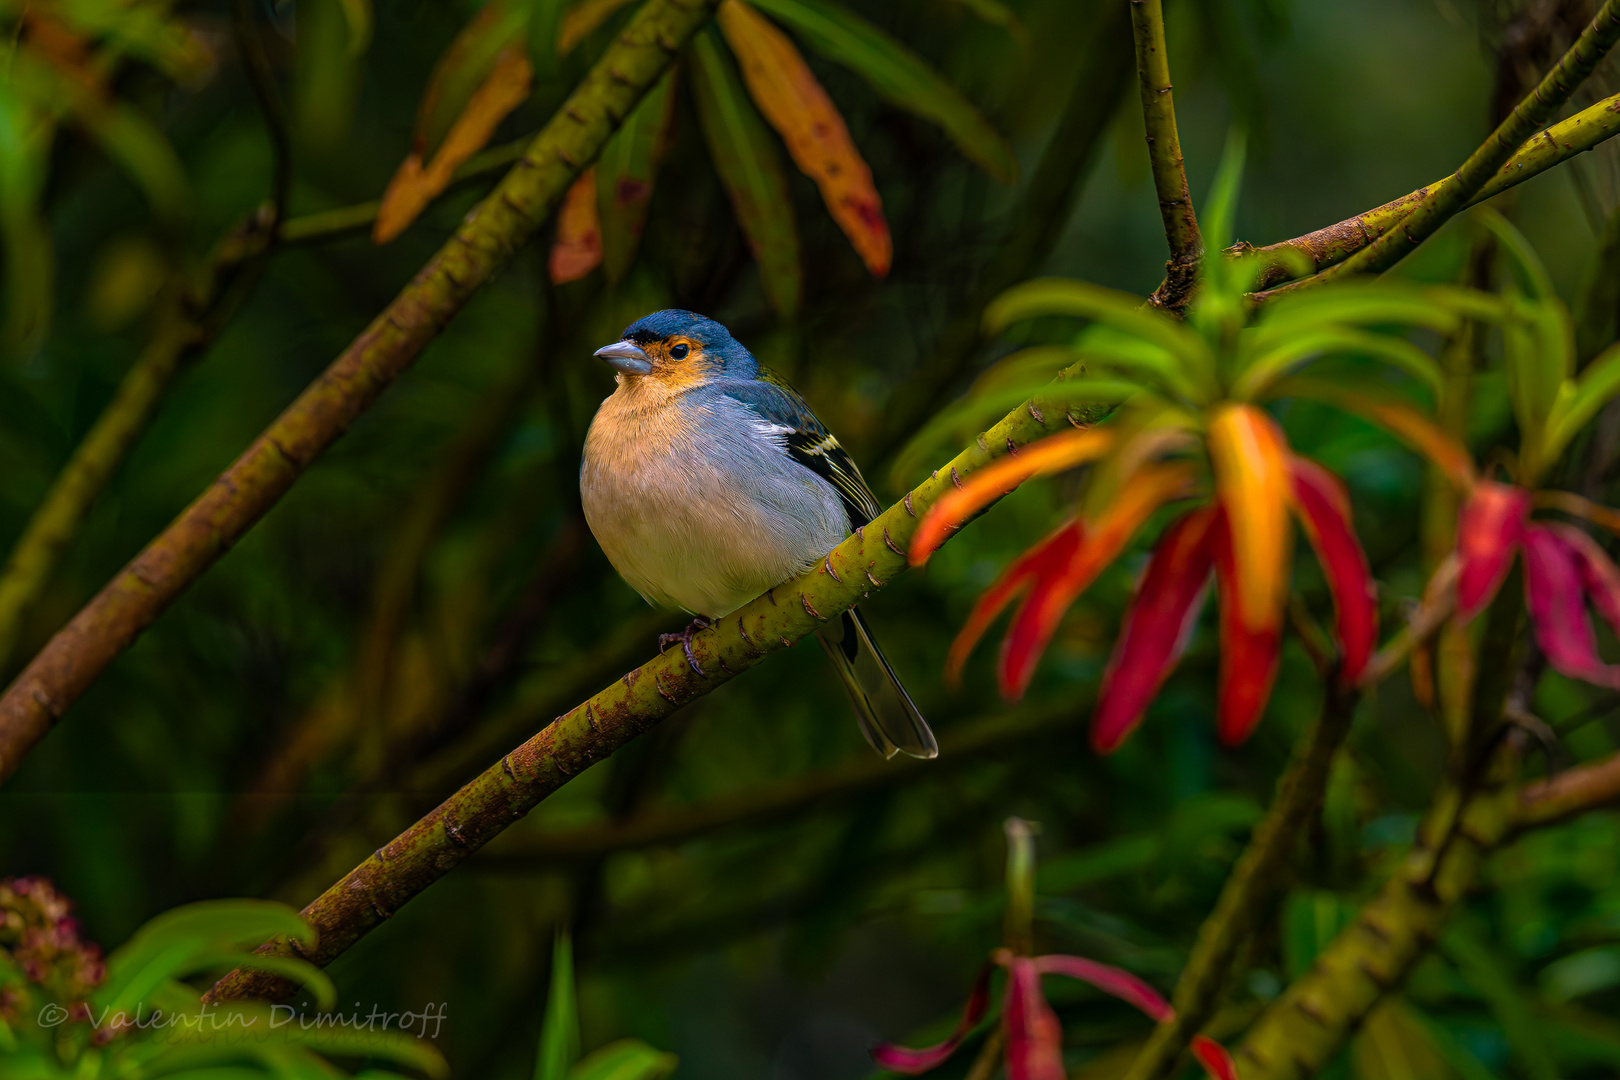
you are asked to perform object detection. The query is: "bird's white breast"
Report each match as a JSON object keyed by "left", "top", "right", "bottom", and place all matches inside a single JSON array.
[{"left": 580, "top": 377, "right": 849, "bottom": 618}]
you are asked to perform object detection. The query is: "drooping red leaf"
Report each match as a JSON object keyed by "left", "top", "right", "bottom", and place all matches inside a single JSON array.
[
  {"left": 1288, "top": 456, "right": 1377, "bottom": 685},
  {"left": 869, "top": 963, "right": 993, "bottom": 1074},
  {"left": 1456, "top": 480, "right": 1531, "bottom": 619},
  {"left": 1003, "top": 958, "right": 1066, "bottom": 1080},
  {"left": 998, "top": 464, "right": 1195, "bottom": 701},
  {"left": 1213, "top": 509, "right": 1282, "bottom": 745},
  {"left": 1550, "top": 520, "right": 1620, "bottom": 641},
  {"left": 1091, "top": 507, "right": 1217, "bottom": 754},
  {"left": 945, "top": 521, "right": 1082, "bottom": 688},
  {"left": 1191, "top": 1035, "right": 1240, "bottom": 1080},
  {"left": 1522, "top": 524, "right": 1620, "bottom": 689},
  {"left": 1032, "top": 954, "right": 1174, "bottom": 1023}
]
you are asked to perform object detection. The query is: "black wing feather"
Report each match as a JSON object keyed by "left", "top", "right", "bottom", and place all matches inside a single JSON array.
[{"left": 717, "top": 373, "right": 882, "bottom": 528}]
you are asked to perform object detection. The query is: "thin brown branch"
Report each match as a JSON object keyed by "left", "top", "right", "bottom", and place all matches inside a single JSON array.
[
  {"left": 1358, "top": 556, "right": 1459, "bottom": 690},
  {"left": 0, "top": 0, "right": 718, "bottom": 786},
  {"left": 1516, "top": 749, "right": 1620, "bottom": 829},
  {"left": 1129, "top": 0, "right": 1202, "bottom": 311}
]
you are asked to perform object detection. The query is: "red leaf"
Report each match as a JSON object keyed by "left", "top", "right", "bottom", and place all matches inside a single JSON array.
[
  {"left": 997, "top": 463, "right": 1195, "bottom": 701},
  {"left": 1191, "top": 1035, "right": 1239, "bottom": 1080},
  {"left": 869, "top": 963, "right": 993, "bottom": 1075},
  {"left": 1091, "top": 507, "right": 1217, "bottom": 753},
  {"left": 1214, "top": 510, "right": 1282, "bottom": 745},
  {"left": 1550, "top": 521, "right": 1620, "bottom": 639},
  {"left": 1288, "top": 456, "right": 1377, "bottom": 685},
  {"left": 945, "top": 521, "right": 1082, "bottom": 688},
  {"left": 1456, "top": 480, "right": 1530, "bottom": 619},
  {"left": 1031, "top": 954, "right": 1174, "bottom": 1023},
  {"left": 1522, "top": 524, "right": 1620, "bottom": 688},
  {"left": 1003, "top": 958, "right": 1065, "bottom": 1080},
  {"left": 549, "top": 168, "right": 603, "bottom": 283}
]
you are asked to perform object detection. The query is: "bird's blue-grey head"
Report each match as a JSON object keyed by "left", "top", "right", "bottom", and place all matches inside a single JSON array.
[{"left": 593, "top": 309, "right": 758, "bottom": 385}]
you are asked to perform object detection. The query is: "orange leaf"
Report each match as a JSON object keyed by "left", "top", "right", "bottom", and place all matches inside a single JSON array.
[
  {"left": 549, "top": 167, "right": 603, "bottom": 283},
  {"left": 1270, "top": 379, "right": 1475, "bottom": 488},
  {"left": 1206, "top": 404, "right": 1292, "bottom": 631},
  {"left": 374, "top": 45, "right": 533, "bottom": 244},
  {"left": 910, "top": 427, "right": 1116, "bottom": 565},
  {"left": 717, "top": 0, "right": 891, "bottom": 276}
]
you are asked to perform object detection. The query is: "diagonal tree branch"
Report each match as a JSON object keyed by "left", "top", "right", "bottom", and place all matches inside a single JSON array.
[
  {"left": 1515, "top": 748, "right": 1620, "bottom": 829},
  {"left": 1129, "top": 0, "right": 1202, "bottom": 311},
  {"left": 200, "top": 366, "right": 1112, "bottom": 1004},
  {"left": 1258, "top": 0, "right": 1620, "bottom": 300},
  {"left": 0, "top": 0, "right": 719, "bottom": 786},
  {"left": 1246, "top": 89, "right": 1620, "bottom": 293}
]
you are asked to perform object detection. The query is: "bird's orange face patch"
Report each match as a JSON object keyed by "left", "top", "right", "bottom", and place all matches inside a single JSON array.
[{"left": 640, "top": 336, "right": 718, "bottom": 390}]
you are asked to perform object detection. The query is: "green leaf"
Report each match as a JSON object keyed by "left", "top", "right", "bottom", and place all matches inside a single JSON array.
[
  {"left": 597, "top": 68, "right": 675, "bottom": 284},
  {"left": 885, "top": 346, "right": 1139, "bottom": 489},
  {"left": 1543, "top": 340, "right": 1620, "bottom": 468},
  {"left": 688, "top": 28, "right": 802, "bottom": 318},
  {"left": 1251, "top": 283, "right": 1471, "bottom": 348},
  {"left": 50, "top": 0, "right": 210, "bottom": 79},
  {"left": 1233, "top": 327, "right": 1444, "bottom": 402},
  {"left": 0, "top": 84, "right": 53, "bottom": 359},
  {"left": 1441, "top": 922, "right": 1560, "bottom": 1080},
  {"left": 984, "top": 278, "right": 1216, "bottom": 396},
  {"left": 569, "top": 1039, "right": 679, "bottom": 1080},
  {"left": 535, "top": 930, "right": 579, "bottom": 1080},
  {"left": 98, "top": 901, "right": 319, "bottom": 1015},
  {"left": 529, "top": 0, "right": 567, "bottom": 79},
  {"left": 747, "top": 0, "right": 1017, "bottom": 182}
]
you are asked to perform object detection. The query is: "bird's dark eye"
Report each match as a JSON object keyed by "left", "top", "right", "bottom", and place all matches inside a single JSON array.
[{"left": 670, "top": 343, "right": 689, "bottom": 360}]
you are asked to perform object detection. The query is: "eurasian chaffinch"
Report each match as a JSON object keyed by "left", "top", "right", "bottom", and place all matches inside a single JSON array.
[{"left": 580, "top": 309, "right": 937, "bottom": 760}]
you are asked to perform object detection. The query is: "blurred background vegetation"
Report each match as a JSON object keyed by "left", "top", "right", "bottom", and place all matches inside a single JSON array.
[{"left": 4, "top": 0, "right": 1620, "bottom": 1077}]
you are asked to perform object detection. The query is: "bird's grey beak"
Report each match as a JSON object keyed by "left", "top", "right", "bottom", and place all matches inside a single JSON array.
[{"left": 594, "top": 340, "right": 653, "bottom": 376}]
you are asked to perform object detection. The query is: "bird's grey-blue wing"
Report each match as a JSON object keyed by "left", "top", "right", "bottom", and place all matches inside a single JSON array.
[{"left": 715, "top": 374, "right": 883, "bottom": 528}]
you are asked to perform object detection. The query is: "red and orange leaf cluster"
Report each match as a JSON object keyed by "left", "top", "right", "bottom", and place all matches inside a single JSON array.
[{"left": 916, "top": 405, "right": 1379, "bottom": 753}]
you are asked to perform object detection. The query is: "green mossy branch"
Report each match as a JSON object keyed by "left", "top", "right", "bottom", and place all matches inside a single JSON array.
[
  {"left": 0, "top": 0, "right": 720, "bottom": 786},
  {"left": 1259, "top": 0, "right": 1620, "bottom": 299},
  {"left": 1129, "top": 0, "right": 1203, "bottom": 311},
  {"left": 1234, "top": 753, "right": 1522, "bottom": 1079},
  {"left": 201, "top": 371, "right": 1112, "bottom": 1004},
  {"left": 1123, "top": 684, "right": 1360, "bottom": 1080},
  {"left": 1247, "top": 90, "right": 1620, "bottom": 294}
]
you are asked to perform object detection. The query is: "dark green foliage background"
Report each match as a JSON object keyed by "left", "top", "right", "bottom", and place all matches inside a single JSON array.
[{"left": 4, "top": 0, "right": 1620, "bottom": 1076}]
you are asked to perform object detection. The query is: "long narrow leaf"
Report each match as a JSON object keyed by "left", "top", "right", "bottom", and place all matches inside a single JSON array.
[
  {"left": 689, "top": 28, "right": 802, "bottom": 317},
  {"left": 596, "top": 68, "right": 676, "bottom": 283},
  {"left": 747, "top": 0, "right": 1016, "bottom": 181},
  {"left": 986, "top": 278, "right": 1216, "bottom": 394},
  {"left": 551, "top": 167, "right": 604, "bottom": 283},
  {"left": 719, "top": 0, "right": 890, "bottom": 275},
  {"left": 535, "top": 930, "right": 579, "bottom": 1080}
]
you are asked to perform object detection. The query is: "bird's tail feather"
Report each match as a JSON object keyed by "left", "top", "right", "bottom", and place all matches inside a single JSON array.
[{"left": 817, "top": 608, "right": 937, "bottom": 760}]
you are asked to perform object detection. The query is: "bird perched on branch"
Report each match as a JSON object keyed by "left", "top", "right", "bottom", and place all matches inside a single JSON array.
[{"left": 581, "top": 309, "right": 937, "bottom": 760}]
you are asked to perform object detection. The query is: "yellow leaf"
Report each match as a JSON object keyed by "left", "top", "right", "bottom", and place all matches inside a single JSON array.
[
  {"left": 717, "top": 0, "right": 890, "bottom": 276},
  {"left": 374, "top": 46, "right": 533, "bottom": 244},
  {"left": 548, "top": 167, "right": 603, "bottom": 283},
  {"left": 1206, "top": 403, "right": 1293, "bottom": 630}
]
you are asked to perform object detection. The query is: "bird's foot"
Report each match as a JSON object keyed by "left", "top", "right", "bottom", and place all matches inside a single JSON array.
[{"left": 658, "top": 616, "right": 712, "bottom": 677}]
